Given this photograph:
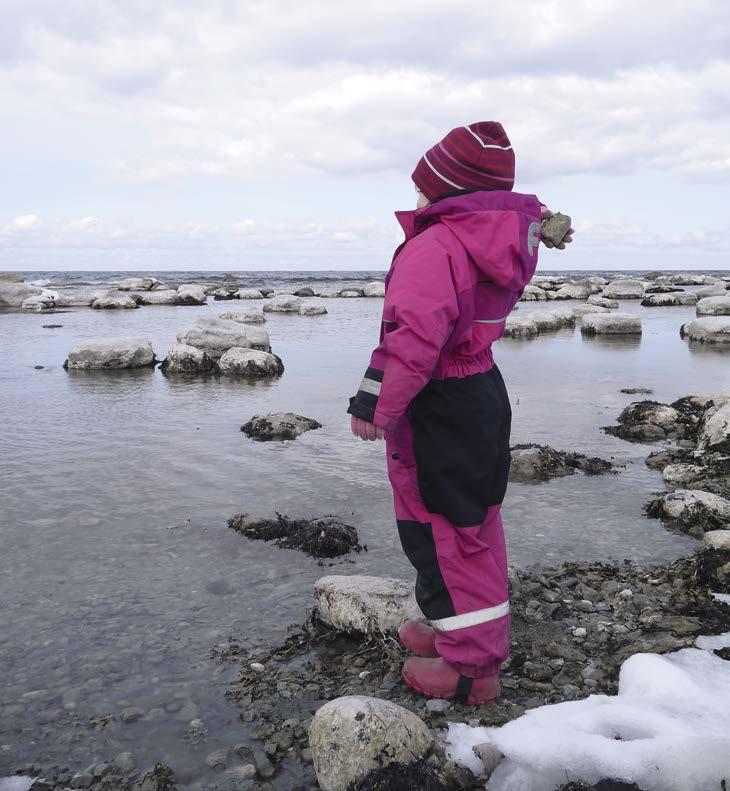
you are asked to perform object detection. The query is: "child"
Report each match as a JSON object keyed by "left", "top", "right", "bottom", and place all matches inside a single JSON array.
[{"left": 347, "top": 121, "right": 572, "bottom": 704}]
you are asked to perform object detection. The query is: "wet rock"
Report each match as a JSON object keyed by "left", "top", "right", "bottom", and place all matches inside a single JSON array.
[
  {"left": 177, "top": 318, "right": 271, "bottom": 358},
  {"left": 112, "top": 752, "right": 136, "bottom": 773},
  {"left": 160, "top": 343, "right": 216, "bottom": 375},
  {"left": 349, "top": 759, "right": 454, "bottom": 790},
  {"left": 645, "top": 489, "right": 730, "bottom": 537},
  {"left": 313, "top": 575, "right": 421, "bottom": 633},
  {"left": 219, "top": 307, "right": 266, "bottom": 324},
  {"left": 696, "top": 547, "right": 730, "bottom": 592},
  {"left": 121, "top": 705, "right": 145, "bottom": 723},
  {"left": 509, "top": 444, "right": 615, "bottom": 482},
  {"left": 520, "top": 284, "right": 548, "bottom": 301},
  {"left": 118, "top": 277, "right": 166, "bottom": 291},
  {"left": 131, "top": 763, "right": 176, "bottom": 791},
  {"left": 22, "top": 294, "right": 57, "bottom": 312},
  {"left": 640, "top": 292, "right": 697, "bottom": 307},
  {"left": 540, "top": 212, "right": 572, "bottom": 246},
  {"left": 137, "top": 290, "right": 182, "bottom": 306},
  {"left": 603, "top": 400, "right": 687, "bottom": 442},
  {"left": 253, "top": 749, "right": 275, "bottom": 778},
  {"left": 601, "top": 279, "right": 645, "bottom": 299},
  {"left": 264, "top": 294, "right": 303, "bottom": 313},
  {"left": 581, "top": 312, "right": 641, "bottom": 335},
  {"left": 236, "top": 288, "right": 265, "bottom": 299},
  {"left": 680, "top": 317, "right": 730, "bottom": 345},
  {"left": 309, "top": 696, "right": 432, "bottom": 791},
  {"left": 71, "top": 771, "right": 93, "bottom": 788},
  {"left": 217, "top": 348, "right": 284, "bottom": 377},
  {"left": 0, "top": 282, "right": 43, "bottom": 306},
  {"left": 64, "top": 337, "right": 156, "bottom": 370},
  {"left": 299, "top": 302, "right": 327, "bottom": 315},
  {"left": 241, "top": 413, "right": 322, "bottom": 441},
  {"left": 91, "top": 291, "right": 139, "bottom": 310},
  {"left": 620, "top": 387, "right": 653, "bottom": 395},
  {"left": 587, "top": 295, "right": 619, "bottom": 309},
  {"left": 696, "top": 295, "right": 730, "bottom": 316},
  {"left": 661, "top": 463, "right": 705, "bottom": 487},
  {"left": 644, "top": 284, "right": 685, "bottom": 293},
  {"left": 704, "top": 530, "right": 730, "bottom": 550},
  {"left": 176, "top": 284, "right": 207, "bottom": 305},
  {"left": 698, "top": 401, "right": 730, "bottom": 453},
  {"left": 363, "top": 281, "right": 385, "bottom": 297},
  {"left": 228, "top": 514, "right": 361, "bottom": 558},
  {"left": 503, "top": 316, "right": 538, "bottom": 339}
]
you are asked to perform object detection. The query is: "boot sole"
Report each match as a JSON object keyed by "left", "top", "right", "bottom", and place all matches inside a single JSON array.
[{"left": 401, "top": 668, "right": 499, "bottom": 706}]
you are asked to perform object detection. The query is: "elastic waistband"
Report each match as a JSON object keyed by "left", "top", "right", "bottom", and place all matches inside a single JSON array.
[{"left": 435, "top": 349, "right": 495, "bottom": 380}]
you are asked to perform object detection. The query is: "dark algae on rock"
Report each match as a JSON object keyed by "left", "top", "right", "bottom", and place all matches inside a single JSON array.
[
  {"left": 241, "top": 413, "right": 322, "bottom": 441},
  {"left": 227, "top": 512, "right": 363, "bottom": 559},
  {"left": 509, "top": 444, "right": 617, "bottom": 482}
]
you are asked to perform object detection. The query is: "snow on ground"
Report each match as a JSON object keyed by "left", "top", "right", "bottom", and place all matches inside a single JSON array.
[
  {"left": 0, "top": 779, "right": 37, "bottom": 791},
  {"left": 447, "top": 646, "right": 730, "bottom": 791}
]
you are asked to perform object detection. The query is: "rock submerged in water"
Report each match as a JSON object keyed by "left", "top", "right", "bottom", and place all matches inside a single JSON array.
[
  {"left": 309, "top": 696, "right": 432, "bottom": 791},
  {"left": 241, "top": 413, "right": 322, "bottom": 441},
  {"left": 0, "top": 281, "right": 44, "bottom": 306},
  {"left": 118, "top": 277, "right": 166, "bottom": 291},
  {"left": 509, "top": 444, "right": 616, "bottom": 482},
  {"left": 227, "top": 513, "right": 361, "bottom": 558},
  {"left": 264, "top": 294, "right": 303, "bottom": 313},
  {"left": 604, "top": 396, "right": 722, "bottom": 443},
  {"left": 640, "top": 292, "right": 697, "bottom": 307},
  {"left": 91, "top": 291, "right": 139, "bottom": 310},
  {"left": 136, "top": 289, "right": 181, "bottom": 306},
  {"left": 696, "top": 296, "right": 730, "bottom": 316},
  {"left": 176, "top": 284, "right": 207, "bottom": 305},
  {"left": 64, "top": 337, "right": 156, "bottom": 370},
  {"left": 299, "top": 302, "right": 327, "bottom": 315},
  {"left": 601, "top": 279, "right": 646, "bottom": 299}
]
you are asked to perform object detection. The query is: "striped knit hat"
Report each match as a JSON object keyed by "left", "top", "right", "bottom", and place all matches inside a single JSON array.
[{"left": 412, "top": 121, "right": 515, "bottom": 201}]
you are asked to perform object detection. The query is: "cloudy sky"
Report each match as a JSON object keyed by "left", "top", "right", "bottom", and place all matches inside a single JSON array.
[{"left": 1, "top": 0, "right": 729, "bottom": 272}]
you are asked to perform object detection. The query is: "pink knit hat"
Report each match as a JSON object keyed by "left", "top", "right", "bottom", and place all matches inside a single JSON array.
[{"left": 412, "top": 121, "right": 515, "bottom": 201}]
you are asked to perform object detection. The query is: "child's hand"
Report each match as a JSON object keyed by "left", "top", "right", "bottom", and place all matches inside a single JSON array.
[
  {"left": 540, "top": 205, "right": 574, "bottom": 250},
  {"left": 351, "top": 416, "right": 385, "bottom": 441}
]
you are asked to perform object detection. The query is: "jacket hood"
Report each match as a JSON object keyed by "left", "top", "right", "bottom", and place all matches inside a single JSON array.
[{"left": 395, "top": 190, "right": 541, "bottom": 291}]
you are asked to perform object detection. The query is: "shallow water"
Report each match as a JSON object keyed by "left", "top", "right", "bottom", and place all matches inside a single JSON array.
[{"left": 1, "top": 277, "right": 729, "bottom": 784}]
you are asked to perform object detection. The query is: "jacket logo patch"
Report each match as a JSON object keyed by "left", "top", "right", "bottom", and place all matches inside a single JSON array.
[{"left": 527, "top": 221, "right": 541, "bottom": 256}]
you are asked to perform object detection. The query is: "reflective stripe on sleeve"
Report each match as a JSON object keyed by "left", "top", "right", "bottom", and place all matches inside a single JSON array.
[
  {"left": 358, "top": 377, "right": 382, "bottom": 396},
  {"left": 429, "top": 600, "right": 510, "bottom": 632},
  {"left": 474, "top": 316, "right": 510, "bottom": 325}
]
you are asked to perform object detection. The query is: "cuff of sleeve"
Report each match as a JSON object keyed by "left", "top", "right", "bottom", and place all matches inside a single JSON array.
[{"left": 347, "top": 395, "right": 375, "bottom": 423}]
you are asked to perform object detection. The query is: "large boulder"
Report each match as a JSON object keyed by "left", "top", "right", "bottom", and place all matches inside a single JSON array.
[
  {"left": 503, "top": 316, "right": 538, "bottom": 339},
  {"left": 0, "top": 282, "right": 45, "bottom": 307},
  {"left": 136, "top": 289, "right": 181, "bottom": 305},
  {"left": 211, "top": 287, "right": 239, "bottom": 300},
  {"left": 664, "top": 273, "right": 712, "bottom": 286},
  {"left": 695, "top": 287, "right": 728, "bottom": 299},
  {"left": 696, "top": 296, "right": 730, "bottom": 316},
  {"left": 309, "top": 696, "right": 432, "bottom": 791},
  {"left": 698, "top": 402, "right": 730, "bottom": 454},
  {"left": 680, "top": 317, "right": 730, "bottom": 345},
  {"left": 603, "top": 400, "right": 685, "bottom": 442},
  {"left": 530, "top": 309, "right": 576, "bottom": 332},
  {"left": 177, "top": 318, "right": 271, "bottom": 358},
  {"left": 160, "top": 343, "right": 216, "bottom": 375},
  {"left": 241, "top": 413, "right": 322, "bottom": 441},
  {"left": 520, "top": 284, "right": 548, "bottom": 301},
  {"left": 217, "top": 347, "right": 284, "bottom": 377},
  {"left": 90, "top": 291, "right": 139, "bottom": 310},
  {"left": 641, "top": 292, "right": 697, "bottom": 307},
  {"left": 219, "top": 307, "right": 266, "bottom": 324},
  {"left": 646, "top": 489, "right": 730, "bottom": 536},
  {"left": 176, "top": 284, "right": 207, "bottom": 305},
  {"left": 602, "top": 279, "right": 645, "bottom": 299},
  {"left": 64, "top": 337, "right": 155, "bottom": 370},
  {"left": 118, "top": 277, "right": 166, "bottom": 291},
  {"left": 236, "top": 288, "right": 265, "bottom": 300},
  {"left": 263, "top": 294, "right": 303, "bottom": 313},
  {"left": 299, "top": 302, "right": 327, "bottom": 315},
  {"left": 340, "top": 288, "right": 364, "bottom": 298},
  {"left": 363, "top": 281, "right": 385, "bottom": 297},
  {"left": 704, "top": 531, "right": 730, "bottom": 551},
  {"left": 509, "top": 444, "right": 614, "bottom": 482},
  {"left": 314, "top": 575, "right": 422, "bottom": 634},
  {"left": 581, "top": 312, "right": 641, "bottom": 335}
]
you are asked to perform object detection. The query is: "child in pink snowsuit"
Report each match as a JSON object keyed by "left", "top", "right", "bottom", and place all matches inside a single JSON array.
[{"left": 347, "top": 121, "right": 572, "bottom": 704}]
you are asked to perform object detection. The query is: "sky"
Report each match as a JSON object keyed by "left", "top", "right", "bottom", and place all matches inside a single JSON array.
[{"left": 0, "top": 0, "right": 729, "bottom": 272}]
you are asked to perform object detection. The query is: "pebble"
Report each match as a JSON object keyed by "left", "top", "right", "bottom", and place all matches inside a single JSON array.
[
  {"left": 253, "top": 748, "right": 275, "bottom": 778},
  {"left": 206, "top": 748, "right": 228, "bottom": 771},
  {"left": 120, "top": 706, "right": 144, "bottom": 723},
  {"left": 112, "top": 751, "right": 135, "bottom": 773},
  {"left": 572, "top": 627, "right": 587, "bottom": 639},
  {"left": 250, "top": 662, "right": 265, "bottom": 673},
  {"left": 425, "top": 699, "right": 451, "bottom": 713}
]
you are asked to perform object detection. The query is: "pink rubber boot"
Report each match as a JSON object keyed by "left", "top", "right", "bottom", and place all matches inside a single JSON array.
[
  {"left": 402, "top": 656, "right": 500, "bottom": 705},
  {"left": 398, "top": 621, "right": 439, "bottom": 658}
]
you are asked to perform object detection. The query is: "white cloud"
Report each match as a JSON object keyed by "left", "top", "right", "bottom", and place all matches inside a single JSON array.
[{"left": 7, "top": 213, "right": 39, "bottom": 231}]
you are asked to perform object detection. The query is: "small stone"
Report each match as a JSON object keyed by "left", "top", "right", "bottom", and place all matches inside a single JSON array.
[
  {"left": 121, "top": 706, "right": 144, "bottom": 723},
  {"left": 71, "top": 772, "right": 93, "bottom": 788},
  {"left": 425, "top": 699, "right": 451, "bottom": 714},
  {"left": 253, "top": 748, "right": 276, "bottom": 778},
  {"left": 250, "top": 662, "right": 266, "bottom": 672},
  {"left": 206, "top": 748, "right": 228, "bottom": 771},
  {"left": 541, "top": 212, "right": 572, "bottom": 245},
  {"left": 113, "top": 751, "right": 136, "bottom": 773},
  {"left": 573, "top": 627, "right": 587, "bottom": 639},
  {"left": 301, "top": 747, "right": 313, "bottom": 764}
]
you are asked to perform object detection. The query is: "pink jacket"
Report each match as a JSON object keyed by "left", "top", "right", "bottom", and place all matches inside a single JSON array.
[{"left": 348, "top": 190, "right": 542, "bottom": 432}]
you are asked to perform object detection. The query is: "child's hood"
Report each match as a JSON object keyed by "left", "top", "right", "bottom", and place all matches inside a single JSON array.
[{"left": 395, "top": 190, "right": 542, "bottom": 291}]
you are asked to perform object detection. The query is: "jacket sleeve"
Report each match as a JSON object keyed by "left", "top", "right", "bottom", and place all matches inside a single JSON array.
[{"left": 347, "top": 235, "right": 458, "bottom": 432}]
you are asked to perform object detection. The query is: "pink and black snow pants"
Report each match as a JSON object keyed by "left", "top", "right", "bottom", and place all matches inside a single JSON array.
[{"left": 385, "top": 364, "right": 512, "bottom": 677}]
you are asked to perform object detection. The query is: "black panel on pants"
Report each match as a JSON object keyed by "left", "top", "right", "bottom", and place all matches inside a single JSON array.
[
  {"left": 408, "top": 366, "right": 512, "bottom": 528},
  {"left": 396, "top": 519, "right": 455, "bottom": 620}
]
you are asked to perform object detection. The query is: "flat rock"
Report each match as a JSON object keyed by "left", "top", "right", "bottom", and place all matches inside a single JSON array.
[
  {"left": 601, "top": 279, "right": 646, "bottom": 299},
  {"left": 340, "top": 288, "right": 364, "bottom": 297},
  {"left": 581, "top": 312, "right": 641, "bottom": 335},
  {"left": 363, "top": 281, "right": 385, "bottom": 297},
  {"left": 680, "top": 317, "right": 730, "bottom": 345},
  {"left": 64, "top": 337, "right": 156, "bottom": 370},
  {"left": 217, "top": 347, "right": 284, "bottom": 377},
  {"left": 219, "top": 307, "right": 266, "bottom": 324},
  {"left": 177, "top": 317, "right": 271, "bottom": 358},
  {"left": 503, "top": 316, "right": 538, "bottom": 339},
  {"left": 177, "top": 284, "right": 207, "bottom": 305},
  {"left": 696, "top": 296, "right": 730, "bottom": 316},
  {"left": 530, "top": 309, "right": 576, "bottom": 331},
  {"left": 21, "top": 294, "right": 57, "bottom": 312},
  {"left": 299, "top": 302, "right": 327, "bottom": 315},
  {"left": 236, "top": 288, "right": 265, "bottom": 300},
  {"left": 540, "top": 212, "right": 572, "bottom": 246},
  {"left": 263, "top": 294, "right": 303, "bottom": 312},
  {"left": 520, "top": 284, "right": 548, "bottom": 301},
  {"left": 91, "top": 291, "right": 139, "bottom": 310},
  {"left": 0, "top": 282, "right": 45, "bottom": 306},
  {"left": 228, "top": 514, "right": 361, "bottom": 558},
  {"left": 695, "top": 287, "right": 729, "bottom": 299},
  {"left": 662, "top": 463, "right": 706, "bottom": 487},
  {"left": 241, "top": 413, "right": 322, "bottom": 441},
  {"left": 587, "top": 295, "right": 619, "bottom": 309},
  {"left": 572, "top": 303, "right": 611, "bottom": 317},
  {"left": 645, "top": 489, "right": 730, "bottom": 536},
  {"left": 313, "top": 575, "right": 422, "bottom": 633},
  {"left": 212, "top": 287, "right": 239, "bottom": 300},
  {"left": 160, "top": 343, "right": 216, "bottom": 375},
  {"left": 552, "top": 283, "right": 593, "bottom": 300},
  {"left": 309, "top": 696, "right": 432, "bottom": 791},
  {"left": 603, "top": 400, "right": 684, "bottom": 442},
  {"left": 641, "top": 292, "right": 697, "bottom": 307},
  {"left": 118, "top": 277, "right": 166, "bottom": 291},
  {"left": 136, "top": 289, "right": 181, "bottom": 305}
]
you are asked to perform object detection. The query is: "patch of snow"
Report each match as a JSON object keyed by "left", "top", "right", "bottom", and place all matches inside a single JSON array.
[
  {"left": 712, "top": 592, "right": 730, "bottom": 605},
  {"left": 0, "top": 778, "right": 37, "bottom": 791},
  {"left": 695, "top": 631, "right": 730, "bottom": 651},
  {"left": 446, "top": 648, "right": 730, "bottom": 791}
]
